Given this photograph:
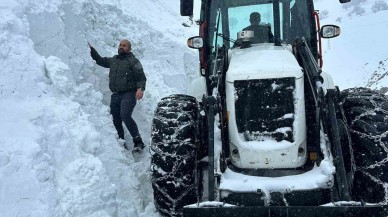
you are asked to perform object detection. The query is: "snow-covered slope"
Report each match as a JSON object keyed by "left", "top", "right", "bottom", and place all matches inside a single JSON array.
[
  {"left": 0, "top": 0, "right": 197, "bottom": 216},
  {"left": 1, "top": 0, "right": 387, "bottom": 217},
  {"left": 315, "top": 0, "right": 388, "bottom": 91}
]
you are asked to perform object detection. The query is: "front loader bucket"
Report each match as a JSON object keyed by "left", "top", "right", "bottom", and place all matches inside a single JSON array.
[{"left": 183, "top": 205, "right": 388, "bottom": 217}]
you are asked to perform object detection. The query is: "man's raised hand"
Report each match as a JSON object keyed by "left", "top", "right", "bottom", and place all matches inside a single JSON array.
[{"left": 87, "top": 41, "right": 93, "bottom": 49}]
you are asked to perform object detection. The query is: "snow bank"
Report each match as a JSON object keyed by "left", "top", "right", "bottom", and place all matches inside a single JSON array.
[{"left": 0, "top": 0, "right": 198, "bottom": 216}]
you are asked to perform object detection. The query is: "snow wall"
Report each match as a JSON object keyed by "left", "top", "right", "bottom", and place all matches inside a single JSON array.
[{"left": 0, "top": 0, "right": 197, "bottom": 216}]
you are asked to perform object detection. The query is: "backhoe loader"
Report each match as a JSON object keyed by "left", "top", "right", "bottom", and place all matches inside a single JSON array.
[{"left": 150, "top": 0, "right": 388, "bottom": 216}]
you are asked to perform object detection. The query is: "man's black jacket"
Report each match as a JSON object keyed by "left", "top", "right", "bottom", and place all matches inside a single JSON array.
[{"left": 91, "top": 47, "right": 147, "bottom": 93}]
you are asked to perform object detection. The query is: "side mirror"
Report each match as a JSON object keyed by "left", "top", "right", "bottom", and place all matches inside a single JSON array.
[
  {"left": 180, "top": 0, "right": 194, "bottom": 16},
  {"left": 187, "top": 36, "right": 203, "bottom": 49},
  {"left": 320, "top": 25, "right": 341, "bottom": 39},
  {"left": 339, "top": 0, "right": 351, "bottom": 3}
]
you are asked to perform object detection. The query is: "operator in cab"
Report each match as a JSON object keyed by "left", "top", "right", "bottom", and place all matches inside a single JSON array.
[{"left": 243, "top": 12, "right": 274, "bottom": 43}]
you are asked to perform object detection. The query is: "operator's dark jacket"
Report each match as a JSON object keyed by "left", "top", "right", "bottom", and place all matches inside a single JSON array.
[
  {"left": 90, "top": 47, "right": 146, "bottom": 93},
  {"left": 243, "top": 24, "right": 274, "bottom": 43}
]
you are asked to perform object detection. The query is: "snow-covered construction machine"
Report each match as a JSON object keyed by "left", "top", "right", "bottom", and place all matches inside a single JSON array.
[{"left": 150, "top": 0, "right": 388, "bottom": 216}]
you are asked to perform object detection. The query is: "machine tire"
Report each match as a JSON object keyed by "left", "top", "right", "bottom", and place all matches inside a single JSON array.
[
  {"left": 341, "top": 87, "right": 388, "bottom": 203},
  {"left": 150, "top": 94, "right": 200, "bottom": 217}
]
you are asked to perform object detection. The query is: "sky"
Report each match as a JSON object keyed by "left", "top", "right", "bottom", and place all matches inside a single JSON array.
[{"left": 0, "top": 0, "right": 387, "bottom": 217}]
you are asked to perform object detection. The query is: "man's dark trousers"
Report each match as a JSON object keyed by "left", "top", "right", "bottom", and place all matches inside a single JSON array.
[{"left": 110, "top": 91, "right": 140, "bottom": 140}]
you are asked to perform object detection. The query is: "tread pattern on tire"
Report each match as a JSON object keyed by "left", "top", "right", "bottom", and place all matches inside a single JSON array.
[
  {"left": 151, "top": 95, "right": 199, "bottom": 217},
  {"left": 341, "top": 87, "right": 388, "bottom": 203}
]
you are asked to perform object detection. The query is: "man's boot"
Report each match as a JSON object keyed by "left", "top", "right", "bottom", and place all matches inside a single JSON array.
[{"left": 133, "top": 137, "right": 145, "bottom": 152}]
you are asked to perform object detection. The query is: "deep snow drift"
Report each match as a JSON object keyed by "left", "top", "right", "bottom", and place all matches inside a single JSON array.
[
  {"left": 1, "top": 0, "right": 387, "bottom": 217},
  {"left": 0, "top": 0, "right": 196, "bottom": 216}
]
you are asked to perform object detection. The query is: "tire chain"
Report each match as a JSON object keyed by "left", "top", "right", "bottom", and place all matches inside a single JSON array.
[
  {"left": 361, "top": 170, "right": 388, "bottom": 204},
  {"left": 344, "top": 91, "right": 388, "bottom": 203},
  {"left": 151, "top": 145, "right": 196, "bottom": 185},
  {"left": 355, "top": 131, "right": 388, "bottom": 170},
  {"left": 347, "top": 94, "right": 388, "bottom": 170},
  {"left": 150, "top": 96, "right": 200, "bottom": 217}
]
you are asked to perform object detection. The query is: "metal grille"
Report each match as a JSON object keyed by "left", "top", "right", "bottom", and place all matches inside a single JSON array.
[{"left": 234, "top": 78, "right": 295, "bottom": 142}]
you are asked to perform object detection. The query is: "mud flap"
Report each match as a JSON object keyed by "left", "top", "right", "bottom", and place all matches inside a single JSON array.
[{"left": 183, "top": 205, "right": 388, "bottom": 217}]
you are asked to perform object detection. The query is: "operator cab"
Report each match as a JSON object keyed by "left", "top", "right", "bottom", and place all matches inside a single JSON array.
[
  {"left": 212, "top": 0, "right": 315, "bottom": 49},
  {"left": 187, "top": 0, "right": 325, "bottom": 53}
]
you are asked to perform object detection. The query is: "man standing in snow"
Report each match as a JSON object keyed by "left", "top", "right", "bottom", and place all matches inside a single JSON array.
[{"left": 88, "top": 40, "right": 146, "bottom": 152}]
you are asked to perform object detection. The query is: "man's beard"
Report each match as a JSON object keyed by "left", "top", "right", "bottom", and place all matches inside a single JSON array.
[{"left": 118, "top": 48, "right": 126, "bottom": 55}]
